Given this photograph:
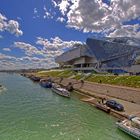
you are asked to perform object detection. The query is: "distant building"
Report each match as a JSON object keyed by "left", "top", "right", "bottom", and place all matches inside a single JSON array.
[{"left": 55, "top": 37, "right": 140, "bottom": 74}]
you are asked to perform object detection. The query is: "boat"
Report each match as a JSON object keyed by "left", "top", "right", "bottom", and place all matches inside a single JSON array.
[
  {"left": 116, "top": 116, "right": 140, "bottom": 139},
  {"left": 39, "top": 79, "right": 52, "bottom": 88},
  {"left": 95, "top": 103, "right": 110, "bottom": 113},
  {"left": 52, "top": 85, "right": 70, "bottom": 98},
  {"left": 30, "top": 76, "right": 41, "bottom": 82}
]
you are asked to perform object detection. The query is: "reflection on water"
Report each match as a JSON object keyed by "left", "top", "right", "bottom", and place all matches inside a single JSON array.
[{"left": 0, "top": 73, "right": 135, "bottom": 140}]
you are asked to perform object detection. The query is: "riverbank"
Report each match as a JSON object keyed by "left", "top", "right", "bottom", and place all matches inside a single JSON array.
[
  {"left": 22, "top": 70, "right": 140, "bottom": 119},
  {"left": 36, "top": 70, "right": 140, "bottom": 88},
  {"left": 55, "top": 78, "right": 140, "bottom": 119}
]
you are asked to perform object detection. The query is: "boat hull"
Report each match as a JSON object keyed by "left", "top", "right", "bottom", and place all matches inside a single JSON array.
[
  {"left": 95, "top": 103, "right": 110, "bottom": 113},
  {"left": 116, "top": 122, "right": 140, "bottom": 140},
  {"left": 39, "top": 82, "right": 52, "bottom": 88},
  {"left": 30, "top": 76, "right": 41, "bottom": 82},
  {"left": 52, "top": 87, "right": 70, "bottom": 98}
]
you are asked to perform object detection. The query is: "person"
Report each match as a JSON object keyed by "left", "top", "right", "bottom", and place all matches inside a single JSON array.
[
  {"left": 97, "top": 100, "right": 101, "bottom": 104},
  {"left": 47, "top": 76, "right": 52, "bottom": 82},
  {"left": 80, "top": 80, "right": 84, "bottom": 87},
  {"left": 101, "top": 98, "right": 104, "bottom": 104},
  {"left": 59, "top": 77, "right": 63, "bottom": 83},
  {"left": 66, "top": 82, "right": 73, "bottom": 91}
]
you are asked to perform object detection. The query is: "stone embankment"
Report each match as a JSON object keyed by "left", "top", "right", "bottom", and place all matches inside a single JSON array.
[
  {"left": 54, "top": 78, "right": 140, "bottom": 104},
  {"left": 54, "top": 78, "right": 140, "bottom": 118},
  {"left": 24, "top": 73, "right": 140, "bottom": 118}
]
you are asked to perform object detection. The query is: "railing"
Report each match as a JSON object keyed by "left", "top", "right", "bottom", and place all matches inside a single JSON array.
[{"left": 69, "top": 67, "right": 102, "bottom": 73}]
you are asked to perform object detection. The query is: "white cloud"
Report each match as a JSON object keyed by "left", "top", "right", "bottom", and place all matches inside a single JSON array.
[
  {"left": 0, "top": 52, "right": 58, "bottom": 70},
  {"left": 108, "top": 24, "right": 140, "bottom": 38},
  {"left": 0, "top": 13, "right": 7, "bottom": 31},
  {"left": 6, "top": 20, "right": 23, "bottom": 36},
  {"left": 14, "top": 42, "right": 42, "bottom": 56},
  {"left": 0, "top": 13, "right": 23, "bottom": 36},
  {"left": 33, "top": 8, "right": 40, "bottom": 19},
  {"left": 34, "top": 8, "right": 38, "bottom": 14},
  {"left": 57, "top": 0, "right": 70, "bottom": 16},
  {"left": 0, "top": 53, "right": 16, "bottom": 60},
  {"left": 36, "top": 36, "right": 83, "bottom": 57},
  {"left": 51, "top": 0, "right": 58, "bottom": 7},
  {"left": 57, "top": 17, "right": 65, "bottom": 22},
  {"left": 43, "top": 6, "right": 54, "bottom": 19},
  {"left": 0, "top": 37, "right": 82, "bottom": 70},
  {"left": 2, "top": 48, "right": 11, "bottom": 52},
  {"left": 17, "top": 17, "right": 22, "bottom": 21},
  {"left": 52, "top": 0, "right": 140, "bottom": 38}
]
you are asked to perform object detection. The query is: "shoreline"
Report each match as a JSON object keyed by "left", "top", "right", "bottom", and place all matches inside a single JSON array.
[
  {"left": 73, "top": 90, "right": 140, "bottom": 120},
  {"left": 22, "top": 73, "right": 140, "bottom": 120}
]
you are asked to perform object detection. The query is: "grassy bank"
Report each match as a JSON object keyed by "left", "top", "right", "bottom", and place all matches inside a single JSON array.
[{"left": 35, "top": 70, "right": 140, "bottom": 88}]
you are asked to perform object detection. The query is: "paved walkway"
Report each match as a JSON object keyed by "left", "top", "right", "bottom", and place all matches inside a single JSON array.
[
  {"left": 56, "top": 78, "right": 140, "bottom": 104},
  {"left": 54, "top": 78, "right": 140, "bottom": 117}
]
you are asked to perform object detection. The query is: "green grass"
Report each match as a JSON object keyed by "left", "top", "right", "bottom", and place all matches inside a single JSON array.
[
  {"left": 35, "top": 70, "right": 140, "bottom": 88},
  {"left": 86, "top": 75, "right": 140, "bottom": 88},
  {"left": 36, "top": 70, "right": 76, "bottom": 78}
]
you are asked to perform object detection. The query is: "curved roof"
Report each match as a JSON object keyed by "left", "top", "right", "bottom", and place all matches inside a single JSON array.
[
  {"left": 55, "top": 44, "right": 90, "bottom": 63},
  {"left": 86, "top": 37, "right": 140, "bottom": 62},
  {"left": 56, "top": 37, "right": 140, "bottom": 67}
]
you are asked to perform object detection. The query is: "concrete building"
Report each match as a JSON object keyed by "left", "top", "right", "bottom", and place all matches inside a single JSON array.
[{"left": 55, "top": 37, "right": 140, "bottom": 74}]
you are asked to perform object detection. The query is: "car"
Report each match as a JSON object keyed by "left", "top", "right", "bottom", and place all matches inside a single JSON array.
[{"left": 105, "top": 100, "right": 124, "bottom": 111}]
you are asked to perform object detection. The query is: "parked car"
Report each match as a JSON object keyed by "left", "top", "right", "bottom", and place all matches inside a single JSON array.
[{"left": 106, "top": 100, "right": 124, "bottom": 111}]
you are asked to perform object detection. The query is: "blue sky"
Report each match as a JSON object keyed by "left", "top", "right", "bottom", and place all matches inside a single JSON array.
[
  {"left": 0, "top": 0, "right": 90, "bottom": 51},
  {"left": 0, "top": 0, "right": 140, "bottom": 70}
]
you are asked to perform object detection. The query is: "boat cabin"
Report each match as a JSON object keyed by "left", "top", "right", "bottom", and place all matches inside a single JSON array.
[{"left": 131, "top": 117, "right": 140, "bottom": 129}]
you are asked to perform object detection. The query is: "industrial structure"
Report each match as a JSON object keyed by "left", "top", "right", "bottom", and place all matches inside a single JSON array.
[{"left": 55, "top": 37, "right": 140, "bottom": 74}]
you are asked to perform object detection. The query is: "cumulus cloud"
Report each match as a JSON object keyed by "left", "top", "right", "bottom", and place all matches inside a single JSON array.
[
  {"left": 2, "top": 48, "right": 11, "bottom": 52},
  {"left": 56, "top": 0, "right": 70, "bottom": 16},
  {"left": 0, "top": 37, "right": 82, "bottom": 70},
  {"left": 52, "top": 0, "right": 140, "bottom": 38},
  {"left": 0, "top": 53, "right": 16, "bottom": 61},
  {"left": 36, "top": 36, "right": 83, "bottom": 57},
  {"left": 0, "top": 13, "right": 23, "bottom": 36},
  {"left": 108, "top": 24, "right": 140, "bottom": 38},
  {"left": 0, "top": 52, "right": 58, "bottom": 70},
  {"left": 14, "top": 42, "right": 42, "bottom": 56}
]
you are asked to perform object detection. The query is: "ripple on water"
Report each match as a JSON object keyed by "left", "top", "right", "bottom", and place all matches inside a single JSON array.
[{"left": 0, "top": 74, "right": 136, "bottom": 140}]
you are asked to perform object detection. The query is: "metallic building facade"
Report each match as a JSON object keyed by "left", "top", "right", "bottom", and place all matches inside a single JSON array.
[{"left": 56, "top": 37, "right": 140, "bottom": 74}]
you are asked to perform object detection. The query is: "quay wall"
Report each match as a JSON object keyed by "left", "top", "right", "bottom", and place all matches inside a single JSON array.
[{"left": 56, "top": 78, "right": 140, "bottom": 104}]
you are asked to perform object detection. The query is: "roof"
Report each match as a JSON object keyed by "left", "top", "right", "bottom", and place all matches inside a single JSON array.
[
  {"left": 86, "top": 37, "right": 140, "bottom": 61},
  {"left": 56, "top": 37, "right": 140, "bottom": 64},
  {"left": 132, "top": 117, "right": 140, "bottom": 126},
  {"left": 55, "top": 44, "right": 89, "bottom": 63}
]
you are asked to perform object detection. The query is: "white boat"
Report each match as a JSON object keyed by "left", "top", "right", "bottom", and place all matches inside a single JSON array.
[
  {"left": 52, "top": 86, "right": 70, "bottom": 98},
  {"left": 116, "top": 117, "right": 140, "bottom": 140}
]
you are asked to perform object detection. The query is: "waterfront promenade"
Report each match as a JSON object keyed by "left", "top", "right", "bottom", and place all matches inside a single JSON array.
[
  {"left": 53, "top": 77, "right": 140, "bottom": 118},
  {"left": 24, "top": 72, "right": 140, "bottom": 118}
]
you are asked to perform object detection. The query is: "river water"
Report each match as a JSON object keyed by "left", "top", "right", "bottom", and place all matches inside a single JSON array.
[{"left": 0, "top": 73, "right": 135, "bottom": 140}]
